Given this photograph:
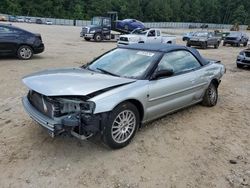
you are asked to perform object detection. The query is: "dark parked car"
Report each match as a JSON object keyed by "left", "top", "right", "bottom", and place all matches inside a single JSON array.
[
  {"left": 116, "top": 19, "right": 145, "bottom": 32},
  {"left": 223, "top": 32, "right": 249, "bottom": 47},
  {"left": 22, "top": 44, "right": 225, "bottom": 149},
  {"left": 187, "top": 31, "right": 221, "bottom": 49},
  {"left": 236, "top": 48, "right": 250, "bottom": 68},
  {"left": 36, "top": 19, "right": 43, "bottom": 24},
  {"left": 0, "top": 24, "right": 44, "bottom": 60}
]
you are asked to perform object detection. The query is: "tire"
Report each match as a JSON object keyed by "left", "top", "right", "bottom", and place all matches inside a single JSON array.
[
  {"left": 237, "top": 63, "right": 244, "bottom": 69},
  {"left": 236, "top": 42, "right": 240, "bottom": 47},
  {"left": 94, "top": 33, "right": 102, "bottom": 42},
  {"left": 17, "top": 45, "right": 33, "bottom": 60},
  {"left": 223, "top": 42, "right": 226, "bottom": 46},
  {"left": 202, "top": 83, "right": 218, "bottom": 107},
  {"left": 214, "top": 42, "right": 219, "bottom": 49},
  {"left": 102, "top": 102, "right": 140, "bottom": 149},
  {"left": 243, "top": 42, "right": 247, "bottom": 47},
  {"left": 84, "top": 37, "right": 91, "bottom": 41},
  {"left": 186, "top": 43, "right": 191, "bottom": 47}
]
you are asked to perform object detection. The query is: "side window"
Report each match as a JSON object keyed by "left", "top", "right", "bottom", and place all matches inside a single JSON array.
[
  {"left": 157, "top": 30, "right": 160, "bottom": 36},
  {"left": 103, "top": 18, "right": 111, "bottom": 27},
  {"left": 157, "top": 50, "right": 201, "bottom": 75},
  {"left": 148, "top": 30, "right": 155, "bottom": 37},
  {"left": 0, "top": 26, "right": 18, "bottom": 34}
]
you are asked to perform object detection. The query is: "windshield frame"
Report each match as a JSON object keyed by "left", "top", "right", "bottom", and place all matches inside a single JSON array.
[{"left": 83, "top": 48, "right": 162, "bottom": 80}]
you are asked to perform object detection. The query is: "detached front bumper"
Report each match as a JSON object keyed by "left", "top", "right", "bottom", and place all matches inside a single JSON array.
[
  {"left": 22, "top": 97, "right": 63, "bottom": 137},
  {"left": 22, "top": 96, "right": 102, "bottom": 138}
]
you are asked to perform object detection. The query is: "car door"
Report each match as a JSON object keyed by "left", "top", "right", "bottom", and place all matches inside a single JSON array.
[
  {"left": 102, "top": 18, "right": 111, "bottom": 37},
  {"left": 207, "top": 32, "right": 215, "bottom": 45},
  {"left": 145, "top": 50, "right": 203, "bottom": 121},
  {"left": 146, "top": 29, "right": 160, "bottom": 43},
  {"left": 0, "top": 26, "right": 20, "bottom": 54}
]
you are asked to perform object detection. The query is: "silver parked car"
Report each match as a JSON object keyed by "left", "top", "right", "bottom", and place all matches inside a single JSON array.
[{"left": 22, "top": 44, "right": 226, "bottom": 149}]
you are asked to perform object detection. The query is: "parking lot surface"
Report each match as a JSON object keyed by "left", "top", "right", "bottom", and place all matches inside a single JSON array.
[{"left": 0, "top": 23, "right": 249, "bottom": 188}]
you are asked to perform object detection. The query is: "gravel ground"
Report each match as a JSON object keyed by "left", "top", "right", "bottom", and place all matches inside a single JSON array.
[{"left": 0, "top": 23, "right": 249, "bottom": 188}]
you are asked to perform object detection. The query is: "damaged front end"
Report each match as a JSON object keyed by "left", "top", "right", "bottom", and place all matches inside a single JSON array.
[{"left": 22, "top": 90, "right": 106, "bottom": 139}]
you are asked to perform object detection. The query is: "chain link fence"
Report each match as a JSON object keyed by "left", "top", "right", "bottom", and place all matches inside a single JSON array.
[{"left": 0, "top": 13, "right": 248, "bottom": 30}]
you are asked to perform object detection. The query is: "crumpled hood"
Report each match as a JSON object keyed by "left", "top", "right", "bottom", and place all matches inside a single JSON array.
[{"left": 22, "top": 68, "right": 135, "bottom": 97}]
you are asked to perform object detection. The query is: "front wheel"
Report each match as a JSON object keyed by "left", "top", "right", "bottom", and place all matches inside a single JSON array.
[
  {"left": 186, "top": 43, "right": 191, "bottom": 47},
  {"left": 17, "top": 45, "right": 33, "bottom": 60},
  {"left": 94, "top": 33, "right": 102, "bottom": 42},
  {"left": 102, "top": 102, "right": 140, "bottom": 149},
  {"left": 202, "top": 83, "right": 218, "bottom": 107}
]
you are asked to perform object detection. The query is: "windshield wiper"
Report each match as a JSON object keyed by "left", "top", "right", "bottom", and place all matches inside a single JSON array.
[{"left": 96, "top": 68, "right": 120, "bottom": 77}]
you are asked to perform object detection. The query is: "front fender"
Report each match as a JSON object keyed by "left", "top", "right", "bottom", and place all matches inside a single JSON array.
[{"left": 90, "top": 80, "right": 148, "bottom": 115}]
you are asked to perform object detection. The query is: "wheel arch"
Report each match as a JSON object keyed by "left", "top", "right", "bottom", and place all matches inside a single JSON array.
[
  {"left": 114, "top": 99, "right": 144, "bottom": 122},
  {"left": 211, "top": 78, "right": 220, "bottom": 88},
  {"left": 16, "top": 44, "right": 34, "bottom": 54}
]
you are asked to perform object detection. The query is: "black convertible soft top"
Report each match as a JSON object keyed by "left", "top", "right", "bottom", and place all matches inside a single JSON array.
[{"left": 119, "top": 44, "right": 209, "bottom": 66}]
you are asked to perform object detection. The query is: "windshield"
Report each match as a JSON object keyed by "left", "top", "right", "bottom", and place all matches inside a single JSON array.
[
  {"left": 193, "top": 32, "right": 208, "bottom": 37},
  {"left": 91, "top": 17, "right": 102, "bottom": 26},
  {"left": 87, "top": 49, "right": 160, "bottom": 79},
  {"left": 131, "top": 29, "right": 147, "bottom": 35},
  {"left": 228, "top": 32, "right": 241, "bottom": 37}
]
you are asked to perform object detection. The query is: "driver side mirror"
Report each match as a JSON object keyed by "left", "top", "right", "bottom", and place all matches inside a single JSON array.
[{"left": 151, "top": 69, "right": 174, "bottom": 80}]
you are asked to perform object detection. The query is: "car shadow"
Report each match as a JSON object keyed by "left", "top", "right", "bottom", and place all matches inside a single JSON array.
[{"left": 0, "top": 55, "right": 45, "bottom": 61}]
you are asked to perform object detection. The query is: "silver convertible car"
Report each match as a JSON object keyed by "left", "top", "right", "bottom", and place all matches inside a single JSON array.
[{"left": 22, "top": 44, "right": 225, "bottom": 149}]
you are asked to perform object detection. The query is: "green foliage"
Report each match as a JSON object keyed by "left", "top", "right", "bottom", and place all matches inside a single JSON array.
[{"left": 0, "top": 0, "right": 249, "bottom": 24}]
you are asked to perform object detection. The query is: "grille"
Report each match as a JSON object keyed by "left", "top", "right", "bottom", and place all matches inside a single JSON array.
[
  {"left": 81, "top": 27, "right": 88, "bottom": 35},
  {"left": 242, "top": 60, "right": 250, "bottom": 64},
  {"left": 119, "top": 37, "right": 128, "bottom": 42},
  {"left": 28, "top": 91, "right": 59, "bottom": 118},
  {"left": 245, "top": 51, "right": 250, "bottom": 57},
  {"left": 226, "top": 37, "right": 237, "bottom": 40}
]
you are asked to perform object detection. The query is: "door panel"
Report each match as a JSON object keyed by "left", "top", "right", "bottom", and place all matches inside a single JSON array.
[
  {"left": 0, "top": 26, "right": 19, "bottom": 54},
  {"left": 146, "top": 72, "right": 198, "bottom": 121},
  {"left": 144, "top": 50, "right": 205, "bottom": 122}
]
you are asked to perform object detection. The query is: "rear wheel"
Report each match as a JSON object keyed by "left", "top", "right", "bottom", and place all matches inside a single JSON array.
[
  {"left": 94, "top": 33, "right": 102, "bottom": 42},
  {"left": 17, "top": 45, "right": 33, "bottom": 60},
  {"left": 202, "top": 83, "right": 218, "bottom": 107},
  {"left": 102, "top": 102, "right": 140, "bottom": 149}
]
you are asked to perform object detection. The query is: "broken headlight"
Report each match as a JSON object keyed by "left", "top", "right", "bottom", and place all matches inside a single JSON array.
[
  {"left": 80, "top": 101, "right": 95, "bottom": 114},
  {"left": 56, "top": 98, "right": 95, "bottom": 115}
]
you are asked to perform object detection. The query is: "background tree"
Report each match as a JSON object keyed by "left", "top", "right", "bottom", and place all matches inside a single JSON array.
[{"left": 0, "top": 0, "right": 249, "bottom": 24}]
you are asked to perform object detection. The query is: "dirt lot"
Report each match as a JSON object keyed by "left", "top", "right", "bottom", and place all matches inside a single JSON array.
[{"left": 0, "top": 23, "right": 249, "bottom": 188}]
